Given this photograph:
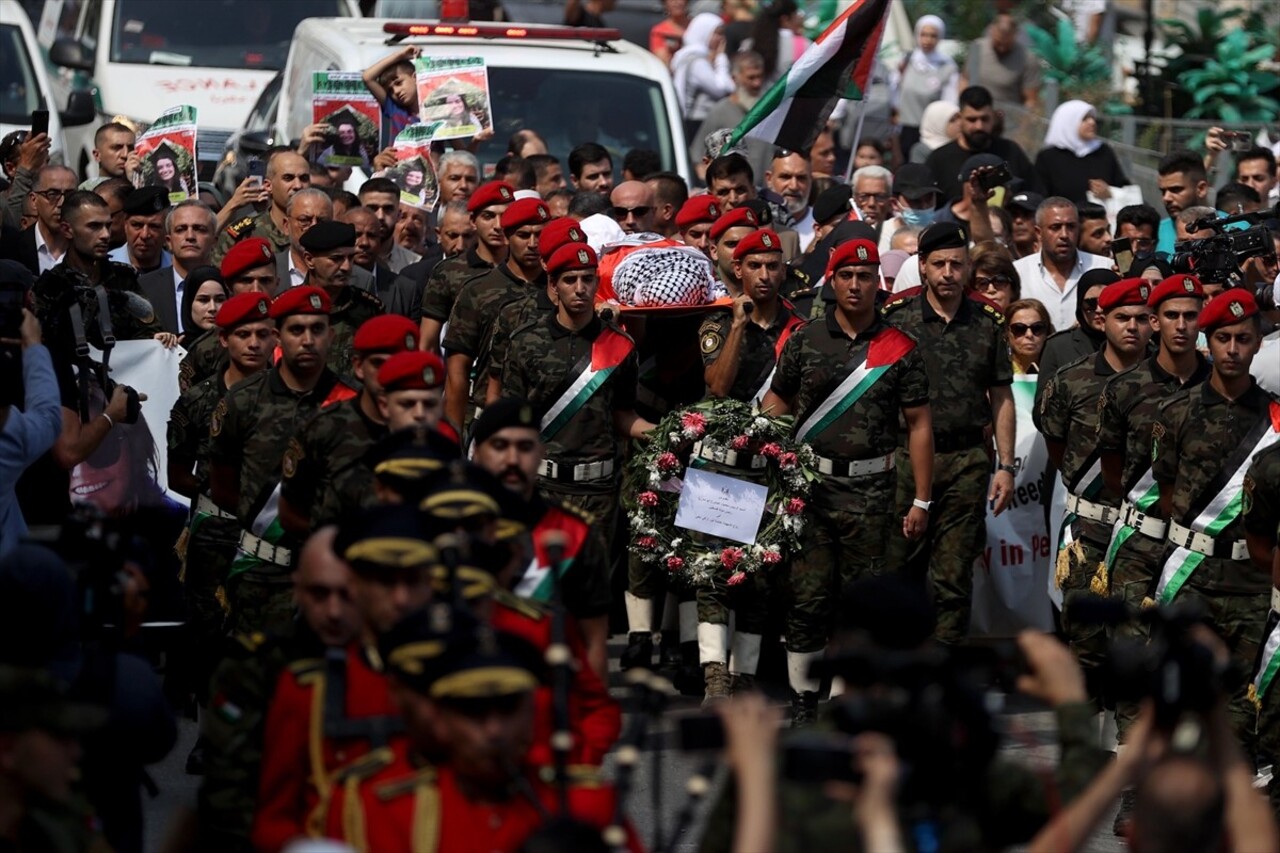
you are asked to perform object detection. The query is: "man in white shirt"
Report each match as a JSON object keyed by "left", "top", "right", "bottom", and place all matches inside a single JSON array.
[{"left": 1013, "top": 197, "right": 1112, "bottom": 331}]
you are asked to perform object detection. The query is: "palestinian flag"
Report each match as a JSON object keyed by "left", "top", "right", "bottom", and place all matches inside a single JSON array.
[{"left": 726, "top": 0, "right": 890, "bottom": 154}]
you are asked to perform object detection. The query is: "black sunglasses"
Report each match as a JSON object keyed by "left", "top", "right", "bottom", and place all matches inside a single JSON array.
[
  {"left": 611, "top": 205, "right": 652, "bottom": 220},
  {"left": 1010, "top": 322, "right": 1047, "bottom": 337},
  {"left": 1082, "top": 297, "right": 1100, "bottom": 312}
]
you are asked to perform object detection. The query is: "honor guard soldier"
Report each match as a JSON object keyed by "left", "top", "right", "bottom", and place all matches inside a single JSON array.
[
  {"left": 209, "top": 286, "right": 358, "bottom": 637},
  {"left": 763, "top": 238, "right": 933, "bottom": 723},
  {"left": 676, "top": 194, "right": 722, "bottom": 260},
  {"left": 181, "top": 238, "right": 279, "bottom": 391},
  {"left": 297, "top": 220, "right": 385, "bottom": 376},
  {"left": 1151, "top": 289, "right": 1280, "bottom": 748},
  {"left": 376, "top": 350, "right": 455, "bottom": 441},
  {"left": 278, "top": 314, "right": 420, "bottom": 534},
  {"left": 443, "top": 197, "right": 551, "bottom": 432},
  {"left": 212, "top": 150, "right": 309, "bottom": 264},
  {"left": 881, "top": 223, "right": 1016, "bottom": 647},
  {"left": 1039, "top": 277, "right": 1153, "bottom": 705},
  {"left": 419, "top": 180, "right": 514, "bottom": 353},
  {"left": 709, "top": 206, "right": 759, "bottom": 293},
  {"left": 1243, "top": 441, "right": 1280, "bottom": 816}
]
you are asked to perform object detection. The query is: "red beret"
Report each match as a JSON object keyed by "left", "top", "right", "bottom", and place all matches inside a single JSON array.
[
  {"left": 1097, "top": 277, "right": 1150, "bottom": 312},
  {"left": 732, "top": 228, "right": 784, "bottom": 261},
  {"left": 269, "top": 285, "right": 330, "bottom": 319},
  {"left": 220, "top": 237, "right": 275, "bottom": 280},
  {"left": 378, "top": 351, "right": 445, "bottom": 392},
  {"left": 538, "top": 217, "right": 587, "bottom": 261},
  {"left": 215, "top": 292, "right": 271, "bottom": 330},
  {"left": 1147, "top": 274, "right": 1205, "bottom": 308},
  {"left": 1198, "top": 288, "right": 1259, "bottom": 332},
  {"left": 709, "top": 207, "right": 758, "bottom": 242},
  {"left": 466, "top": 181, "right": 516, "bottom": 213},
  {"left": 825, "top": 239, "right": 879, "bottom": 278},
  {"left": 501, "top": 198, "right": 551, "bottom": 231},
  {"left": 676, "top": 195, "right": 723, "bottom": 229},
  {"left": 547, "top": 242, "right": 598, "bottom": 278},
  {"left": 354, "top": 314, "right": 419, "bottom": 354}
]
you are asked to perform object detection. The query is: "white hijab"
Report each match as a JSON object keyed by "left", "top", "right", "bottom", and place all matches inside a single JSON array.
[
  {"left": 909, "top": 15, "right": 948, "bottom": 72},
  {"left": 918, "top": 100, "right": 959, "bottom": 150},
  {"left": 1044, "top": 100, "right": 1103, "bottom": 159},
  {"left": 673, "top": 13, "right": 722, "bottom": 62}
]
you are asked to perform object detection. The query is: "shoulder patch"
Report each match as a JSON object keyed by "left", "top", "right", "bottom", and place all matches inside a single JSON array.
[
  {"left": 977, "top": 298, "right": 1005, "bottom": 324},
  {"left": 1243, "top": 474, "right": 1255, "bottom": 516},
  {"left": 700, "top": 330, "right": 723, "bottom": 354},
  {"left": 226, "top": 216, "right": 255, "bottom": 237},
  {"left": 210, "top": 398, "right": 228, "bottom": 437},
  {"left": 356, "top": 288, "right": 386, "bottom": 310},
  {"left": 281, "top": 437, "right": 304, "bottom": 480}
]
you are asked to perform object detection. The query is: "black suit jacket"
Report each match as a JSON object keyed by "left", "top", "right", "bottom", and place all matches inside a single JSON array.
[
  {"left": 0, "top": 225, "right": 40, "bottom": 277},
  {"left": 138, "top": 265, "right": 180, "bottom": 333}
]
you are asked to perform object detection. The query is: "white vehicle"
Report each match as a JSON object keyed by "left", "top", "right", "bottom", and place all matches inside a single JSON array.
[
  {"left": 250, "top": 16, "right": 689, "bottom": 183},
  {"left": 0, "top": 0, "right": 92, "bottom": 165},
  {"left": 36, "top": 0, "right": 361, "bottom": 179}
]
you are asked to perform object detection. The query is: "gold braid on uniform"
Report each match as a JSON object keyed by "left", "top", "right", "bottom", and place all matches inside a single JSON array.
[
  {"left": 1054, "top": 538, "right": 1085, "bottom": 589},
  {"left": 1089, "top": 561, "right": 1109, "bottom": 596},
  {"left": 175, "top": 527, "right": 190, "bottom": 572}
]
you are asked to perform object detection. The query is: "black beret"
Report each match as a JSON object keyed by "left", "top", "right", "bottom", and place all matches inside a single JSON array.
[
  {"left": 472, "top": 398, "right": 538, "bottom": 446},
  {"left": 812, "top": 184, "right": 853, "bottom": 225},
  {"left": 740, "top": 198, "right": 774, "bottom": 226},
  {"left": 917, "top": 222, "right": 969, "bottom": 257},
  {"left": 299, "top": 220, "right": 356, "bottom": 254},
  {"left": 123, "top": 185, "right": 169, "bottom": 217}
]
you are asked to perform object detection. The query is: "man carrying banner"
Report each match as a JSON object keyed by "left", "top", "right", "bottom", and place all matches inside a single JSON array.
[
  {"left": 1151, "top": 288, "right": 1280, "bottom": 750},
  {"left": 213, "top": 151, "right": 311, "bottom": 264},
  {"left": 298, "top": 220, "right": 386, "bottom": 376},
  {"left": 209, "top": 286, "right": 358, "bottom": 637},
  {"left": 762, "top": 238, "right": 932, "bottom": 724}
]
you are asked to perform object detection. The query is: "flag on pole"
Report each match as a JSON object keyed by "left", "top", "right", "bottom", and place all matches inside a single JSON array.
[{"left": 725, "top": 0, "right": 891, "bottom": 155}]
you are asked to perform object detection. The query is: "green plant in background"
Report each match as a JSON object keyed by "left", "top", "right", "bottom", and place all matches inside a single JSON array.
[
  {"left": 1177, "top": 28, "right": 1280, "bottom": 123},
  {"left": 1159, "top": 7, "right": 1246, "bottom": 83},
  {"left": 1024, "top": 18, "right": 1111, "bottom": 101}
]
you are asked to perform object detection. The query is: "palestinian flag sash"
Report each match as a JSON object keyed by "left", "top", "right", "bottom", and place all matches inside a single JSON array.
[
  {"left": 515, "top": 507, "right": 591, "bottom": 602},
  {"left": 227, "top": 483, "right": 287, "bottom": 581},
  {"left": 753, "top": 311, "right": 807, "bottom": 405},
  {"left": 1054, "top": 459, "right": 1103, "bottom": 589},
  {"left": 794, "top": 327, "right": 914, "bottom": 442},
  {"left": 1155, "top": 400, "right": 1280, "bottom": 603},
  {"left": 540, "top": 326, "right": 634, "bottom": 441},
  {"left": 1251, "top": 609, "right": 1280, "bottom": 706},
  {"left": 1103, "top": 470, "right": 1160, "bottom": 569}
]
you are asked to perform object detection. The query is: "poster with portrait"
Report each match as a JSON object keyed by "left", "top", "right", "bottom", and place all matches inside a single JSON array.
[
  {"left": 389, "top": 124, "right": 441, "bottom": 210},
  {"left": 413, "top": 55, "right": 492, "bottom": 141},
  {"left": 133, "top": 105, "right": 199, "bottom": 204},
  {"left": 311, "top": 72, "right": 380, "bottom": 170}
]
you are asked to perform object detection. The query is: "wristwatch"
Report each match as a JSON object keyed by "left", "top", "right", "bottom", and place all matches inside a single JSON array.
[
  {"left": 997, "top": 463, "right": 1017, "bottom": 475},
  {"left": 911, "top": 498, "right": 932, "bottom": 512}
]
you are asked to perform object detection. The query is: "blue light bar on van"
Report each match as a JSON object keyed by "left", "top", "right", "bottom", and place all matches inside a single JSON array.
[{"left": 382, "top": 22, "right": 622, "bottom": 42}]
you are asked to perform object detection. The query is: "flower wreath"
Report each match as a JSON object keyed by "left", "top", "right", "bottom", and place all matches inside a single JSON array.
[{"left": 625, "top": 399, "right": 818, "bottom": 587}]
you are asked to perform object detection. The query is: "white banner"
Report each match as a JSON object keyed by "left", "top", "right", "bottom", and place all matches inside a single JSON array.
[{"left": 970, "top": 376, "right": 1054, "bottom": 636}]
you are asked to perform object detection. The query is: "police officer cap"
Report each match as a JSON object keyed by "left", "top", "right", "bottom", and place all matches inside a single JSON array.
[
  {"left": 917, "top": 222, "right": 969, "bottom": 257},
  {"left": 826, "top": 239, "right": 880, "bottom": 278},
  {"left": 122, "top": 185, "right": 169, "bottom": 217},
  {"left": 675, "top": 195, "right": 722, "bottom": 229},
  {"left": 709, "top": 207, "right": 758, "bottom": 242},
  {"left": 1198, "top": 287, "right": 1259, "bottom": 332},
  {"left": 472, "top": 397, "right": 539, "bottom": 446},
  {"left": 1147, "top": 274, "right": 1205, "bottom": 308},
  {"left": 466, "top": 180, "right": 516, "bottom": 213},
  {"left": 812, "top": 184, "right": 853, "bottom": 225},
  {"left": 501, "top": 198, "right": 551, "bottom": 232},
  {"left": 299, "top": 220, "right": 356, "bottom": 254},
  {"left": 538, "top": 217, "right": 588, "bottom": 261},
  {"left": 336, "top": 504, "right": 439, "bottom": 576},
  {"left": 215, "top": 291, "right": 271, "bottom": 329},
  {"left": 732, "top": 228, "right": 783, "bottom": 261},
  {"left": 220, "top": 237, "right": 276, "bottom": 280},
  {"left": 418, "top": 461, "right": 529, "bottom": 542},
  {"left": 546, "top": 242, "right": 597, "bottom": 278},
  {"left": 1097, "top": 277, "right": 1150, "bottom": 312},
  {"left": 269, "top": 285, "right": 330, "bottom": 319},
  {"left": 367, "top": 426, "right": 460, "bottom": 490},
  {"left": 378, "top": 350, "right": 445, "bottom": 392},
  {"left": 354, "top": 314, "right": 419, "bottom": 354}
]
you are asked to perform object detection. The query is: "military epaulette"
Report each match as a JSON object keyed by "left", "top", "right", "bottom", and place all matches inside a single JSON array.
[
  {"left": 493, "top": 587, "right": 548, "bottom": 621},
  {"left": 551, "top": 498, "right": 595, "bottom": 526},
  {"left": 226, "top": 216, "right": 255, "bottom": 238},
  {"left": 332, "top": 746, "right": 396, "bottom": 784},
  {"left": 968, "top": 292, "right": 1006, "bottom": 324},
  {"left": 881, "top": 287, "right": 922, "bottom": 315},
  {"left": 352, "top": 288, "right": 386, "bottom": 310},
  {"left": 788, "top": 267, "right": 811, "bottom": 286},
  {"left": 287, "top": 657, "right": 325, "bottom": 677},
  {"left": 374, "top": 765, "right": 438, "bottom": 800}
]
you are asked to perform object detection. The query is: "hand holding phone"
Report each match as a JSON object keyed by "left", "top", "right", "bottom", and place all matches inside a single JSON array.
[{"left": 30, "top": 109, "right": 49, "bottom": 139}]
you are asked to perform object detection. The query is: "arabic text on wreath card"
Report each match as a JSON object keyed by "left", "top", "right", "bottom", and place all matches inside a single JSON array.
[{"left": 674, "top": 468, "right": 767, "bottom": 545}]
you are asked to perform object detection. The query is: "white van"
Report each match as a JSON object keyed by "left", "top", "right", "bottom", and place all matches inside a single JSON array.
[
  {"left": 269, "top": 16, "right": 690, "bottom": 183},
  {"left": 36, "top": 0, "right": 360, "bottom": 179},
  {"left": 0, "top": 0, "right": 91, "bottom": 165}
]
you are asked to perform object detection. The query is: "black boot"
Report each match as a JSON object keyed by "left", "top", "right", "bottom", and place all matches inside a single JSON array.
[
  {"left": 620, "top": 632, "right": 653, "bottom": 670},
  {"left": 673, "top": 641, "right": 704, "bottom": 696},
  {"left": 658, "top": 633, "right": 683, "bottom": 671},
  {"left": 790, "top": 691, "right": 819, "bottom": 727}
]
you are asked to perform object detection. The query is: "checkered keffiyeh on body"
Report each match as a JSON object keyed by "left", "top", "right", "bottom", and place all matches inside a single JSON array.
[{"left": 611, "top": 244, "right": 718, "bottom": 307}]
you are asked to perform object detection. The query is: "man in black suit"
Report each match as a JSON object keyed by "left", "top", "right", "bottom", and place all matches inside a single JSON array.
[
  {"left": 344, "top": 205, "right": 396, "bottom": 300},
  {"left": 0, "top": 164, "right": 76, "bottom": 276},
  {"left": 138, "top": 199, "right": 217, "bottom": 333}
]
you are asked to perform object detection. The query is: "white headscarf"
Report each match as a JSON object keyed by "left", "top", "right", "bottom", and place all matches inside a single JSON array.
[
  {"left": 1043, "top": 100, "right": 1103, "bottom": 159},
  {"left": 918, "top": 100, "right": 959, "bottom": 150},
  {"left": 909, "top": 14, "right": 947, "bottom": 72},
  {"left": 674, "top": 13, "right": 722, "bottom": 59}
]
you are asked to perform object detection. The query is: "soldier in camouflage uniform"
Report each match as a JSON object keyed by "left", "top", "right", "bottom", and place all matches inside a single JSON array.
[
  {"left": 881, "top": 223, "right": 1016, "bottom": 646},
  {"left": 167, "top": 292, "right": 275, "bottom": 709},
  {"left": 1151, "top": 289, "right": 1279, "bottom": 752},
  {"left": 443, "top": 197, "right": 551, "bottom": 433},
  {"left": 210, "top": 150, "right": 310, "bottom": 264},
  {"left": 1242, "top": 443, "right": 1280, "bottom": 816},
  {"left": 278, "top": 315, "right": 420, "bottom": 534},
  {"left": 297, "top": 220, "right": 385, "bottom": 377},
  {"left": 1039, "top": 277, "right": 1153, "bottom": 706},
  {"left": 209, "top": 286, "right": 358, "bottom": 637},
  {"left": 418, "top": 180, "right": 512, "bottom": 352},
  {"left": 709, "top": 206, "right": 759, "bottom": 292},
  {"left": 764, "top": 239, "right": 933, "bottom": 724}
]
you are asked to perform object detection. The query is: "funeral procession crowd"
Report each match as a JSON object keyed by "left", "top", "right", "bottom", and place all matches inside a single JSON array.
[{"left": 2, "top": 1, "right": 1280, "bottom": 851}]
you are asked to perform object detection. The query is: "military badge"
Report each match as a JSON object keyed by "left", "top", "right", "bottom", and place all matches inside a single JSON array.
[
  {"left": 257, "top": 300, "right": 269, "bottom": 315},
  {"left": 405, "top": 333, "right": 415, "bottom": 349},
  {"left": 309, "top": 294, "right": 322, "bottom": 310},
  {"left": 282, "top": 438, "right": 303, "bottom": 479},
  {"left": 210, "top": 399, "right": 227, "bottom": 437},
  {"left": 701, "top": 332, "right": 722, "bottom": 354},
  {"left": 762, "top": 233, "right": 774, "bottom": 248},
  {"left": 422, "top": 366, "right": 437, "bottom": 385},
  {"left": 577, "top": 249, "right": 590, "bottom": 264},
  {"left": 1230, "top": 300, "right": 1245, "bottom": 318},
  {"left": 855, "top": 245, "right": 868, "bottom": 261},
  {"left": 1243, "top": 474, "right": 1256, "bottom": 516},
  {"left": 1183, "top": 277, "right": 1195, "bottom": 292}
]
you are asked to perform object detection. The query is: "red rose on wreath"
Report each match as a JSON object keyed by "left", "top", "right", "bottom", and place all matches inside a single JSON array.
[
  {"left": 638, "top": 491, "right": 659, "bottom": 507},
  {"left": 730, "top": 434, "right": 751, "bottom": 451},
  {"left": 721, "top": 546, "right": 745, "bottom": 569},
  {"left": 665, "top": 556, "right": 684, "bottom": 571},
  {"left": 681, "top": 412, "right": 708, "bottom": 438},
  {"left": 656, "top": 452, "right": 680, "bottom": 474},
  {"left": 636, "top": 535, "right": 658, "bottom": 550},
  {"left": 727, "top": 571, "right": 747, "bottom": 586},
  {"left": 779, "top": 452, "right": 798, "bottom": 469},
  {"left": 760, "top": 442, "right": 783, "bottom": 458},
  {"left": 784, "top": 497, "right": 806, "bottom": 515},
  {"left": 761, "top": 549, "right": 782, "bottom": 564}
]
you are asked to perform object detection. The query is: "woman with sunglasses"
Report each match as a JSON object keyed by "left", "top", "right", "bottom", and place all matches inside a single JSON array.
[
  {"left": 1033, "top": 268, "right": 1118, "bottom": 422},
  {"left": 177, "top": 266, "right": 229, "bottom": 348},
  {"left": 968, "top": 241, "right": 1020, "bottom": 312},
  {"left": 1005, "top": 299, "right": 1054, "bottom": 375}
]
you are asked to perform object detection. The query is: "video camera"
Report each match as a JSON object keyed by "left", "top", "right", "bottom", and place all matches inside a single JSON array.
[{"left": 1171, "top": 203, "right": 1278, "bottom": 285}]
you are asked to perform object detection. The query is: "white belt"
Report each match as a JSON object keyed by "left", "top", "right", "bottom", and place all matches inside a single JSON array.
[
  {"left": 1065, "top": 492, "right": 1120, "bottom": 525},
  {"left": 238, "top": 530, "right": 293, "bottom": 566},
  {"left": 815, "top": 452, "right": 895, "bottom": 478},
  {"left": 1167, "top": 520, "right": 1248, "bottom": 561},
  {"left": 1119, "top": 501, "right": 1167, "bottom": 540},
  {"left": 537, "top": 458, "right": 615, "bottom": 483},
  {"left": 691, "top": 440, "right": 766, "bottom": 470},
  {"left": 195, "top": 494, "right": 236, "bottom": 520}
]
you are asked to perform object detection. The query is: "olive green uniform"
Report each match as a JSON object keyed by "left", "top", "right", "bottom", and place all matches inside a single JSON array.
[
  {"left": 280, "top": 395, "right": 388, "bottom": 530},
  {"left": 179, "top": 328, "right": 226, "bottom": 393},
  {"left": 882, "top": 291, "right": 1011, "bottom": 645},
  {"left": 418, "top": 245, "right": 495, "bottom": 325},
  {"left": 1243, "top": 445, "right": 1280, "bottom": 814},
  {"left": 322, "top": 284, "right": 385, "bottom": 377},
  {"left": 212, "top": 209, "right": 289, "bottom": 266}
]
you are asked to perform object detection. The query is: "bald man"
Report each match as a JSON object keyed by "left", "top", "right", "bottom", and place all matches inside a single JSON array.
[{"left": 609, "top": 180, "right": 656, "bottom": 234}]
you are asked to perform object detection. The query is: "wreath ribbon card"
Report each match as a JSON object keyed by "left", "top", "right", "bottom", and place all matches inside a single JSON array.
[{"left": 674, "top": 469, "right": 768, "bottom": 545}]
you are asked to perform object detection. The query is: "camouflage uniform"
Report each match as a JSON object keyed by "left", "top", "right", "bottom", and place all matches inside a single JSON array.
[
  {"left": 212, "top": 209, "right": 289, "bottom": 266},
  {"left": 1151, "top": 382, "right": 1280, "bottom": 749},
  {"left": 323, "top": 285, "right": 385, "bottom": 377},
  {"left": 1038, "top": 351, "right": 1130, "bottom": 684},
  {"left": 280, "top": 396, "right": 388, "bottom": 530},
  {"left": 1243, "top": 447, "right": 1280, "bottom": 814},
  {"left": 180, "top": 328, "right": 227, "bottom": 393},
  {"left": 487, "top": 286, "right": 555, "bottom": 385},
  {"left": 882, "top": 290, "right": 1011, "bottom": 645},
  {"left": 418, "top": 246, "right": 495, "bottom": 325},
  {"left": 208, "top": 367, "right": 358, "bottom": 636},
  {"left": 772, "top": 313, "right": 930, "bottom": 655},
  {"left": 1095, "top": 354, "right": 1210, "bottom": 737}
]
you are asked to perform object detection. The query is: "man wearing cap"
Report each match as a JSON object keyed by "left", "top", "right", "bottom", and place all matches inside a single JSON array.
[
  {"left": 210, "top": 286, "right": 358, "bottom": 637},
  {"left": 1013, "top": 197, "right": 1113, "bottom": 332},
  {"left": 763, "top": 238, "right": 933, "bottom": 723},
  {"left": 213, "top": 150, "right": 310, "bottom": 264},
  {"left": 279, "top": 315, "right": 419, "bottom": 534},
  {"left": 376, "top": 350, "right": 451, "bottom": 438},
  {"left": 810, "top": 184, "right": 853, "bottom": 248},
  {"left": 1006, "top": 191, "right": 1044, "bottom": 259},
  {"left": 444, "top": 197, "right": 551, "bottom": 432},
  {"left": 418, "top": 180, "right": 513, "bottom": 354},
  {"left": 1039, "top": 277, "right": 1153, "bottom": 710},
  {"left": 676, "top": 195, "right": 722, "bottom": 260},
  {"left": 1151, "top": 289, "right": 1280, "bottom": 748},
  {"left": 710, "top": 206, "right": 760, "bottom": 292},
  {"left": 882, "top": 222, "right": 1016, "bottom": 647},
  {"left": 877, "top": 166, "right": 942, "bottom": 254},
  {"left": 107, "top": 185, "right": 172, "bottom": 273},
  {"left": 299, "top": 219, "right": 386, "bottom": 376}
]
